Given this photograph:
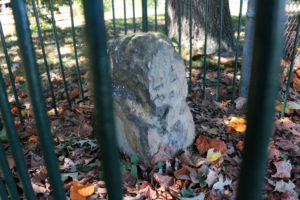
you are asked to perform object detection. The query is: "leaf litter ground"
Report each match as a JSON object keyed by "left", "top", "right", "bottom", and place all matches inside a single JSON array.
[{"left": 0, "top": 18, "right": 299, "bottom": 200}]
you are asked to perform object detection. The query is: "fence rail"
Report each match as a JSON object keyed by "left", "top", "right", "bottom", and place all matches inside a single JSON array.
[{"left": 0, "top": 0, "right": 296, "bottom": 199}]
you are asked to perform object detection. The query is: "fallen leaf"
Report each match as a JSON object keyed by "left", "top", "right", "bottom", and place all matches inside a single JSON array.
[
  {"left": 151, "top": 144, "right": 172, "bottom": 165},
  {"left": 15, "top": 76, "right": 23, "bottom": 82},
  {"left": 205, "top": 169, "right": 218, "bottom": 187},
  {"left": 296, "top": 69, "right": 300, "bottom": 78},
  {"left": 138, "top": 181, "right": 157, "bottom": 199},
  {"left": 272, "top": 160, "right": 292, "bottom": 178},
  {"left": 70, "top": 88, "right": 81, "bottom": 100},
  {"left": 77, "top": 123, "right": 93, "bottom": 138},
  {"left": 70, "top": 185, "right": 85, "bottom": 200},
  {"left": 48, "top": 109, "right": 56, "bottom": 116},
  {"left": 64, "top": 158, "right": 76, "bottom": 173},
  {"left": 274, "top": 180, "right": 296, "bottom": 195},
  {"left": 179, "top": 193, "right": 205, "bottom": 200},
  {"left": 28, "top": 135, "right": 39, "bottom": 143},
  {"left": 206, "top": 148, "right": 222, "bottom": 162},
  {"left": 268, "top": 143, "right": 281, "bottom": 160},
  {"left": 196, "top": 135, "right": 228, "bottom": 156},
  {"left": 270, "top": 191, "right": 299, "bottom": 200},
  {"left": 11, "top": 107, "right": 18, "bottom": 115},
  {"left": 292, "top": 74, "right": 300, "bottom": 92},
  {"left": 286, "top": 101, "right": 300, "bottom": 110},
  {"left": 236, "top": 141, "right": 244, "bottom": 151},
  {"left": 227, "top": 117, "right": 247, "bottom": 134},
  {"left": 76, "top": 183, "right": 95, "bottom": 197},
  {"left": 153, "top": 173, "right": 175, "bottom": 188},
  {"left": 212, "top": 175, "right": 232, "bottom": 191},
  {"left": 174, "top": 164, "right": 192, "bottom": 181},
  {"left": 235, "top": 97, "right": 247, "bottom": 110},
  {"left": 71, "top": 181, "right": 95, "bottom": 199}
]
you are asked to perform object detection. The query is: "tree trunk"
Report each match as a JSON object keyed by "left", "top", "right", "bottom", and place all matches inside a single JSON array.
[{"left": 168, "top": 0, "right": 235, "bottom": 54}]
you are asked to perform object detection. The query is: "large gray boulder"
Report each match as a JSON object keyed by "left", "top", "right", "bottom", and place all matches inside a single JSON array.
[{"left": 110, "top": 32, "right": 195, "bottom": 165}]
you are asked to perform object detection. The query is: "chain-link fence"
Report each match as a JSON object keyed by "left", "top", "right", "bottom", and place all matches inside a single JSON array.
[{"left": 284, "top": 0, "right": 300, "bottom": 67}]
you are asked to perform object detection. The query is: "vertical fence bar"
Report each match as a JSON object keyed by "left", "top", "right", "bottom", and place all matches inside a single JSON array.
[
  {"left": 236, "top": 0, "right": 285, "bottom": 199},
  {"left": 165, "top": 0, "right": 168, "bottom": 35},
  {"left": 178, "top": 0, "right": 182, "bottom": 54},
  {"left": 83, "top": 1, "right": 122, "bottom": 200},
  {"left": 281, "top": 15, "right": 300, "bottom": 119},
  {"left": 49, "top": 0, "right": 71, "bottom": 107},
  {"left": 123, "top": 0, "right": 127, "bottom": 34},
  {"left": 0, "top": 60, "right": 35, "bottom": 200},
  {"left": 32, "top": 0, "right": 58, "bottom": 116},
  {"left": 142, "top": 0, "right": 148, "bottom": 32},
  {"left": 231, "top": 0, "right": 243, "bottom": 103},
  {"left": 112, "top": 0, "right": 117, "bottom": 38},
  {"left": 202, "top": 0, "right": 208, "bottom": 99},
  {"left": 0, "top": 141, "right": 19, "bottom": 200},
  {"left": 188, "top": 0, "right": 193, "bottom": 93},
  {"left": 0, "top": 20, "right": 24, "bottom": 126},
  {"left": 216, "top": 0, "right": 223, "bottom": 101},
  {"left": 0, "top": 178, "right": 8, "bottom": 200},
  {"left": 69, "top": 0, "right": 85, "bottom": 103},
  {"left": 11, "top": 0, "right": 66, "bottom": 198},
  {"left": 132, "top": 0, "right": 136, "bottom": 32},
  {"left": 155, "top": 0, "right": 158, "bottom": 31}
]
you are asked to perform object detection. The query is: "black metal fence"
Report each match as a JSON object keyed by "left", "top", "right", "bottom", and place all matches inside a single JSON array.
[{"left": 0, "top": 0, "right": 294, "bottom": 199}]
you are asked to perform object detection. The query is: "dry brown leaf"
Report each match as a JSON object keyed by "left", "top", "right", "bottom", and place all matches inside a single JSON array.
[
  {"left": 235, "top": 141, "right": 244, "bottom": 151},
  {"left": 227, "top": 117, "right": 247, "bottom": 134},
  {"left": 268, "top": 143, "right": 281, "bottom": 160},
  {"left": 292, "top": 74, "right": 300, "bottom": 92},
  {"left": 153, "top": 173, "right": 175, "bottom": 189},
  {"left": 77, "top": 123, "right": 93, "bottom": 138},
  {"left": 70, "top": 88, "right": 81, "bottom": 100},
  {"left": 151, "top": 144, "right": 173, "bottom": 165},
  {"left": 269, "top": 191, "right": 299, "bottom": 200},
  {"left": 196, "top": 135, "right": 228, "bottom": 156},
  {"left": 272, "top": 160, "right": 292, "bottom": 178}
]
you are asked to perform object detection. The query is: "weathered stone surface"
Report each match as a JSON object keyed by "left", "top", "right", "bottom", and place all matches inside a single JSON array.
[{"left": 110, "top": 32, "right": 195, "bottom": 165}]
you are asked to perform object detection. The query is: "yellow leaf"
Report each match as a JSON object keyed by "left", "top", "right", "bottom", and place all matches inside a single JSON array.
[
  {"left": 21, "top": 109, "right": 30, "bottom": 116},
  {"left": 227, "top": 117, "right": 247, "bottom": 134},
  {"left": 207, "top": 148, "right": 222, "bottom": 162},
  {"left": 275, "top": 102, "right": 291, "bottom": 114},
  {"left": 81, "top": 72, "right": 88, "bottom": 79},
  {"left": 48, "top": 109, "right": 56, "bottom": 116}
]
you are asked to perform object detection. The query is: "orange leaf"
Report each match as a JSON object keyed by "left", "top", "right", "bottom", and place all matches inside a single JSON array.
[
  {"left": 227, "top": 117, "right": 247, "bottom": 134},
  {"left": 70, "top": 186, "right": 86, "bottom": 200},
  {"left": 11, "top": 107, "right": 18, "bottom": 115},
  {"left": 77, "top": 183, "right": 95, "bottom": 197},
  {"left": 72, "top": 181, "right": 95, "bottom": 198},
  {"left": 28, "top": 136, "right": 39, "bottom": 143},
  {"left": 15, "top": 76, "right": 23, "bottom": 82},
  {"left": 196, "top": 135, "right": 228, "bottom": 156}
]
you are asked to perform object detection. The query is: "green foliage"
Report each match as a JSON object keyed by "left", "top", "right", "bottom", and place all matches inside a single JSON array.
[{"left": 121, "top": 154, "right": 139, "bottom": 178}]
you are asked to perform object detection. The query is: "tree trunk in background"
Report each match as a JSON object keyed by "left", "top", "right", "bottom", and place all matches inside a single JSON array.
[
  {"left": 239, "top": 0, "right": 257, "bottom": 98},
  {"left": 168, "top": 0, "right": 235, "bottom": 55}
]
